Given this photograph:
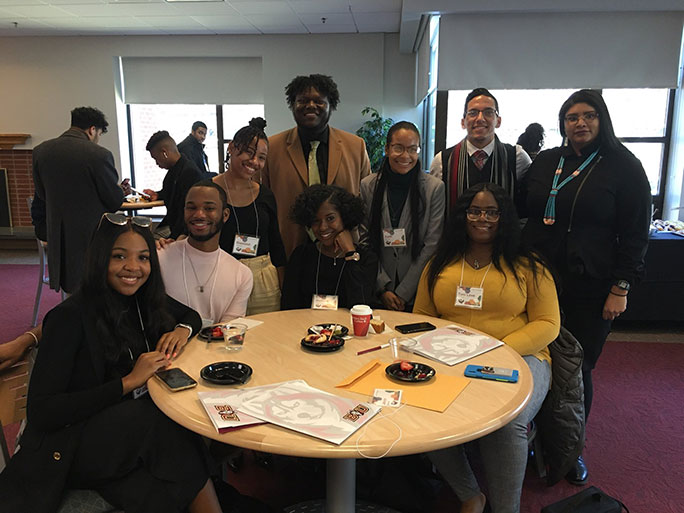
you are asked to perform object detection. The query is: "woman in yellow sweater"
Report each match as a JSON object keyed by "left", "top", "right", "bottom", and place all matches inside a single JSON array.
[{"left": 414, "top": 182, "right": 560, "bottom": 513}]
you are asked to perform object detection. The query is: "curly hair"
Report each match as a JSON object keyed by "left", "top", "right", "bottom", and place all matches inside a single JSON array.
[
  {"left": 290, "top": 184, "right": 365, "bottom": 230},
  {"left": 425, "top": 183, "right": 547, "bottom": 296},
  {"left": 71, "top": 106, "right": 108, "bottom": 133},
  {"left": 230, "top": 117, "right": 268, "bottom": 156},
  {"left": 285, "top": 74, "right": 340, "bottom": 111}
]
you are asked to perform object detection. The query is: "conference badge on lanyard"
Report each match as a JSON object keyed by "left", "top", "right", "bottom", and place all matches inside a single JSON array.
[
  {"left": 455, "top": 286, "right": 484, "bottom": 309},
  {"left": 382, "top": 228, "right": 407, "bottom": 247},
  {"left": 312, "top": 294, "right": 339, "bottom": 310},
  {"left": 233, "top": 234, "right": 260, "bottom": 256}
]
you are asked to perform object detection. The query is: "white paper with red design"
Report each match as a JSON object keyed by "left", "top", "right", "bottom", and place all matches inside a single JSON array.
[
  {"left": 409, "top": 325, "right": 503, "bottom": 366},
  {"left": 236, "top": 380, "right": 381, "bottom": 444},
  {"left": 198, "top": 381, "right": 289, "bottom": 433}
]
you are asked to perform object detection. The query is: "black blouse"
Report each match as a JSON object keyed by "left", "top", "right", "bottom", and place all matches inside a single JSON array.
[
  {"left": 218, "top": 185, "right": 287, "bottom": 268},
  {"left": 280, "top": 241, "right": 378, "bottom": 310}
]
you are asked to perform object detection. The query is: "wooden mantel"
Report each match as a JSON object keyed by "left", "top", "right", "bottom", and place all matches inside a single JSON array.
[{"left": 0, "top": 134, "right": 30, "bottom": 149}]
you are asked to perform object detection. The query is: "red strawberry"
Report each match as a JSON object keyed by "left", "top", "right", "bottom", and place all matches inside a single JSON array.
[{"left": 399, "top": 361, "right": 414, "bottom": 372}]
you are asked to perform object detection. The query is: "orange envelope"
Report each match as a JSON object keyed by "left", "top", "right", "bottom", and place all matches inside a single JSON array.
[{"left": 335, "top": 359, "right": 469, "bottom": 412}]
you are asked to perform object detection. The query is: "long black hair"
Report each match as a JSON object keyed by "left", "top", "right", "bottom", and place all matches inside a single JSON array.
[
  {"left": 426, "top": 183, "right": 547, "bottom": 296},
  {"left": 559, "top": 89, "right": 623, "bottom": 152},
  {"left": 368, "top": 121, "right": 423, "bottom": 260},
  {"left": 517, "top": 123, "right": 545, "bottom": 155},
  {"left": 81, "top": 219, "right": 173, "bottom": 363}
]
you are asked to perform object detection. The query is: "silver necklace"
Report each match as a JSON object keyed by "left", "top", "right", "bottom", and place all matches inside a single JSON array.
[{"left": 185, "top": 249, "right": 220, "bottom": 293}]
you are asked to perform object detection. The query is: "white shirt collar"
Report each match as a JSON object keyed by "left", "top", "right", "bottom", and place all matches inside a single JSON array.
[{"left": 466, "top": 138, "right": 495, "bottom": 157}]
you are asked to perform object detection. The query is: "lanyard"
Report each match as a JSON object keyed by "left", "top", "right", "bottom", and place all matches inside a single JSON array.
[
  {"left": 543, "top": 148, "right": 600, "bottom": 225},
  {"left": 459, "top": 257, "right": 492, "bottom": 289},
  {"left": 223, "top": 174, "right": 259, "bottom": 238},
  {"left": 315, "top": 246, "right": 347, "bottom": 297},
  {"left": 127, "top": 298, "right": 151, "bottom": 362}
]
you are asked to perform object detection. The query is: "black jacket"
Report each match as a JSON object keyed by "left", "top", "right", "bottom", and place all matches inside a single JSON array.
[
  {"left": 177, "top": 134, "right": 208, "bottom": 173},
  {"left": 523, "top": 143, "right": 651, "bottom": 289},
  {"left": 33, "top": 129, "right": 124, "bottom": 292},
  {"left": 0, "top": 293, "right": 200, "bottom": 513},
  {"left": 157, "top": 155, "right": 204, "bottom": 239},
  {"left": 536, "top": 326, "right": 585, "bottom": 485}
]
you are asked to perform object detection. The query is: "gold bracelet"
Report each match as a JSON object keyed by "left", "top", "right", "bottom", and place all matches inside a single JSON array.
[{"left": 24, "top": 330, "right": 39, "bottom": 348}]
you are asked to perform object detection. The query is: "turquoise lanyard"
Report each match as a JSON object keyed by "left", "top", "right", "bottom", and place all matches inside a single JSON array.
[{"left": 543, "top": 148, "right": 600, "bottom": 225}]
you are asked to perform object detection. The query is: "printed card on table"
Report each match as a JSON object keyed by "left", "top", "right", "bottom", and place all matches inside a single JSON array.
[
  {"left": 410, "top": 325, "right": 503, "bottom": 366},
  {"left": 371, "top": 388, "right": 402, "bottom": 407},
  {"left": 237, "top": 380, "right": 381, "bottom": 445}
]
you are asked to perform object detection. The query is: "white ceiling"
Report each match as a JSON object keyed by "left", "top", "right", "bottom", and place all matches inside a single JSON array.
[
  {"left": 0, "top": 0, "right": 682, "bottom": 49},
  {"left": 0, "top": 0, "right": 403, "bottom": 36}
]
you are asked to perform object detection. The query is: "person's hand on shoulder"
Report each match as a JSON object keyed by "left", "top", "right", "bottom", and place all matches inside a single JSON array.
[
  {"left": 121, "top": 351, "right": 169, "bottom": 395},
  {"left": 155, "top": 237, "right": 175, "bottom": 251},
  {"left": 143, "top": 189, "right": 158, "bottom": 201}
]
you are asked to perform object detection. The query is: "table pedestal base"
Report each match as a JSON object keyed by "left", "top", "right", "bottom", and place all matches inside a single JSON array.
[{"left": 285, "top": 499, "right": 401, "bottom": 513}]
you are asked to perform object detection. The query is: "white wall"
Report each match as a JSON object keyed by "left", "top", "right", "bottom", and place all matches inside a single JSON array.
[{"left": 0, "top": 33, "right": 419, "bottom": 175}]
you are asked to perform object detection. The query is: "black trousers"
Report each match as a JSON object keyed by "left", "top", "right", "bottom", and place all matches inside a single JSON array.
[
  {"left": 560, "top": 275, "right": 613, "bottom": 422},
  {"left": 68, "top": 396, "right": 211, "bottom": 513}
]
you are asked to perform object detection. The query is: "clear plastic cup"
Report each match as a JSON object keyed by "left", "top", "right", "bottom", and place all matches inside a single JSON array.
[
  {"left": 389, "top": 337, "right": 417, "bottom": 360},
  {"left": 221, "top": 323, "right": 247, "bottom": 351}
]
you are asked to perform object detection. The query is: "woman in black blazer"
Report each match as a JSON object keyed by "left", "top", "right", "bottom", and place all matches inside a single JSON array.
[{"left": 0, "top": 214, "right": 222, "bottom": 513}]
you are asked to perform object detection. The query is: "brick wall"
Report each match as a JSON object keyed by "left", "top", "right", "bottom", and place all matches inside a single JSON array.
[{"left": 0, "top": 149, "right": 34, "bottom": 227}]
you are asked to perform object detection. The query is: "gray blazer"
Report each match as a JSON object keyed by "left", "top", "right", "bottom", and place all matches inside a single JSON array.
[
  {"left": 359, "top": 171, "right": 445, "bottom": 304},
  {"left": 33, "top": 128, "right": 124, "bottom": 292}
]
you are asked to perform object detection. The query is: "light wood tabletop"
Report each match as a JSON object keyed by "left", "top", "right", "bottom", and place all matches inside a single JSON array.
[
  {"left": 120, "top": 199, "right": 165, "bottom": 210},
  {"left": 148, "top": 308, "right": 533, "bottom": 459}
]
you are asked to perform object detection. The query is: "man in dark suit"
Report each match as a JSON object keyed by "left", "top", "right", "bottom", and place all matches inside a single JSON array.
[
  {"left": 143, "top": 131, "right": 204, "bottom": 239},
  {"left": 263, "top": 74, "right": 371, "bottom": 257},
  {"left": 33, "top": 106, "right": 128, "bottom": 293},
  {"left": 177, "top": 120, "right": 210, "bottom": 174}
]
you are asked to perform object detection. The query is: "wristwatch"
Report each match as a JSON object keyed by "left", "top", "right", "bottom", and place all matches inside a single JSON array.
[
  {"left": 615, "top": 280, "right": 631, "bottom": 292},
  {"left": 344, "top": 250, "right": 361, "bottom": 262}
]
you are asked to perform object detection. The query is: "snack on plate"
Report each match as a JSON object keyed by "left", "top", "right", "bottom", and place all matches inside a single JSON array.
[
  {"left": 211, "top": 326, "right": 224, "bottom": 339},
  {"left": 304, "top": 333, "right": 328, "bottom": 344},
  {"left": 370, "top": 318, "right": 385, "bottom": 334},
  {"left": 399, "top": 360, "right": 414, "bottom": 372}
]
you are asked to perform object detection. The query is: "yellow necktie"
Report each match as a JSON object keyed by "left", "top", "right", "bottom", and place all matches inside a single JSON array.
[{"left": 308, "top": 140, "right": 321, "bottom": 185}]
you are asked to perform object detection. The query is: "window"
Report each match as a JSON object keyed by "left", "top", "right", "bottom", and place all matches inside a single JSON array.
[
  {"left": 127, "top": 103, "right": 264, "bottom": 215},
  {"left": 421, "top": 15, "right": 440, "bottom": 170},
  {"left": 439, "top": 88, "right": 672, "bottom": 208}
]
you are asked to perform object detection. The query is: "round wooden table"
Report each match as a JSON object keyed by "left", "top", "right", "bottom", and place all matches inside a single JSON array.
[
  {"left": 149, "top": 309, "right": 533, "bottom": 513},
  {"left": 119, "top": 199, "right": 164, "bottom": 215}
]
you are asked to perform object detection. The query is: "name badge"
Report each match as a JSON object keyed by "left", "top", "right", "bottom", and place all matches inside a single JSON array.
[
  {"left": 233, "top": 234, "right": 260, "bottom": 256},
  {"left": 383, "top": 228, "right": 407, "bottom": 247},
  {"left": 133, "top": 383, "right": 149, "bottom": 400},
  {"left": 455, "top": 286, "right": 484, "bottom": 309},
  {"left": 311, "top": 294, "right": 339, "bottom": 310}
]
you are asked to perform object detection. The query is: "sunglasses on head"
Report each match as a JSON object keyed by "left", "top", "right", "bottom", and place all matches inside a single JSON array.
[{"left": 98, "top": 212, "right": 152, "bottom": 230}]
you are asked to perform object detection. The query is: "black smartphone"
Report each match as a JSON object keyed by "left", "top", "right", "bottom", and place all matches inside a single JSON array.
[
  {"left": 395, "top": 322, "right": 436, "bottom": 334},
  {"left": 155, "top": 368, "right": 197, "bottom": 392}
]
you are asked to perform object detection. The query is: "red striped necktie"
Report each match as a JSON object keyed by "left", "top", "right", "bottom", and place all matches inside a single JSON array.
[{"left": 473, "top": 150, "right": 488, "bottom": 170}]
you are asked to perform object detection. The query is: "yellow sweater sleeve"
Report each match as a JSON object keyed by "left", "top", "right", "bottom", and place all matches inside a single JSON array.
[{"left": 500, "top": 266, "right": 560, "bottom": 359}]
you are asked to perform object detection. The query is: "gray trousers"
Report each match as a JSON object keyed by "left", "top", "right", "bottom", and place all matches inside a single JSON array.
[{"left": 429, "top": 355, "right": 551, "bottom": 513}]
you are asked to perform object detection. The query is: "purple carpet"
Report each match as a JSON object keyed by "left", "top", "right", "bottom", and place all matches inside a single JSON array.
[{"left": 1, "top": 264, "right": 683, "bottom": 512}]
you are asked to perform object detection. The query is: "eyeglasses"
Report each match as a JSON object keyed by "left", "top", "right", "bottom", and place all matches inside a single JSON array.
[
  {"left": 564, "top": 111, "right": 599, "bottom": 124},
  {"left": 388, "top": 144, "right": 421, "bottom": 156},
  {"left": 294, "top": 97, "right": 329, "bottom": 108},
  {"left": 98, "top": 212, "right": 152, "bottom": 230},
  {"left": 466, "top": 208, "right": 501, "bottom": 222},
  {"left": 465, "top": 108, "right": 498, "bottom": 120}
]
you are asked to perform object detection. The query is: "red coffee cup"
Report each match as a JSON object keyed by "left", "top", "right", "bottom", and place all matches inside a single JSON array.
[{"left": 350, "top": 304, "right": 372, "bottom": 337}]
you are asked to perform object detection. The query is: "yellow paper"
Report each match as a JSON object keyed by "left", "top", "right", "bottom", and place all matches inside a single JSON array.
[{"left": 335, "top": 359, "right": 469, "bottom": 412}]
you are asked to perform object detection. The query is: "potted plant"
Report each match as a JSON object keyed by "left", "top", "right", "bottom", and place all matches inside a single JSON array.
[{"left": 356, "top": 107, "right": 394, "bottom": 173}]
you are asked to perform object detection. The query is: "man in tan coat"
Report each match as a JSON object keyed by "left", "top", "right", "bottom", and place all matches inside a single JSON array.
[{"left": 263, "top": 74, "right": 371, "bottom": 257}]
